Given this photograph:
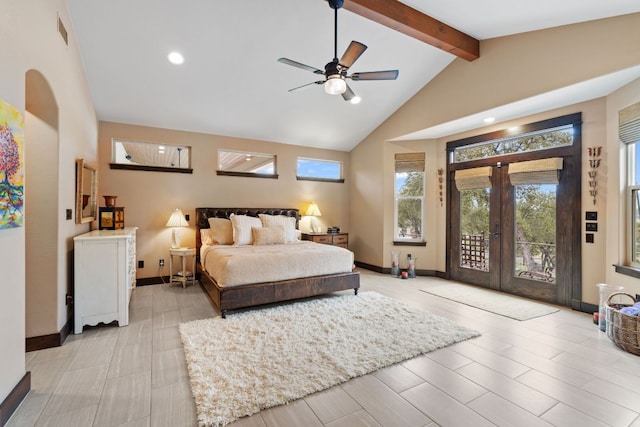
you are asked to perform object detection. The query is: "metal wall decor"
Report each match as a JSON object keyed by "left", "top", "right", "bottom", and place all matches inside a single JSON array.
[
  {"left": 587, "top": 146, "right": 602, "bottom": 205},
  {"left": 437, "top": 168, "right": 444, "bottom": 207}
]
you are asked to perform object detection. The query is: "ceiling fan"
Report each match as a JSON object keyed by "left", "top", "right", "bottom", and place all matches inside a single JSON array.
[{"left": 277, "top": 0, "right": 399, "bottom": 103}]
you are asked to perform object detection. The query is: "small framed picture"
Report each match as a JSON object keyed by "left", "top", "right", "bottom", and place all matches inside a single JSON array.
[{"left": 100, "top": 211, "right": 114, "bottom": 229}]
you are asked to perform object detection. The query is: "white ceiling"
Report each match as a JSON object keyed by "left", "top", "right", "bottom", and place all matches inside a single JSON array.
[{"left": 66, "top": 0, "right": 640, "bottom": 152}]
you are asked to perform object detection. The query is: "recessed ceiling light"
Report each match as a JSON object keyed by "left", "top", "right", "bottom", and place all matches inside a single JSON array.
[
  {"left": 350, "top": 96, "right": 361, "bottom": 105},
  {"left": 167, "top": 51, "right": 184, "bottom": 65},
  {"left": 483, "top": 117, "right": 495, "bottom": 123}
]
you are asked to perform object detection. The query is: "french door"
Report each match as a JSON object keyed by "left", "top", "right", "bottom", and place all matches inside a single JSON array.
[{"left": 447, "top": 115, "right": 581, "bottom": 307}]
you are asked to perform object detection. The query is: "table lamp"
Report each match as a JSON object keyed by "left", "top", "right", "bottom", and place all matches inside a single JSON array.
[
  {"left": 166, "top": 208, "right": 188, "bottom": 248},
  {"left": 305, "top": 202, "right": 322, "bottom": 233}
]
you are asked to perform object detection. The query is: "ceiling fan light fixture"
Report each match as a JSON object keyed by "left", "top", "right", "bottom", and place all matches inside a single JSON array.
[
  {"left": 350, "top": 96, "right": 361, "bottom": 105},
  {"left": 324, "top": 75, "right": 346, "bottom": 95}
]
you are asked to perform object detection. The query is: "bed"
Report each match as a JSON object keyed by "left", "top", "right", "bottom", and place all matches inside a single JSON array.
[{"left": 195, "top": 208, "right": 360, "bottom": 317}]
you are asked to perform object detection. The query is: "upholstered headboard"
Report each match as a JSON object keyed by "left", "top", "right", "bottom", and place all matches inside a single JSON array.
[{"left": 195, "top": 207, "right": 300, "bottom": 261}]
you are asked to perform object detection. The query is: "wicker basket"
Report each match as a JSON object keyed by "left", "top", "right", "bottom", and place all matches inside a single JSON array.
[{"left": 605, "top": 292, "right": 640, "bottom": 356}]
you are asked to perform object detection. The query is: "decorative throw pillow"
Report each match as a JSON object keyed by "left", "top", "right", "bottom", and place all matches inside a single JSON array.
[
  {"left": 259, "top": 214, "right": 297, "bottom": 243},
  {"left": 200, "top": 229, "right": 214, "bottom": 246},
  {"left": 252, "top": 227, "right": 286, "bottom": 246},
  {"left": 230, "top": 214, "right": 262, "bottom": 246},
  {"left": 207, "top": 218, "right": 233, "bottom": 245}
]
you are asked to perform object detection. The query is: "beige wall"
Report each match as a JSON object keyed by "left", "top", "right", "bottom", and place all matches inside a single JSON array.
[
  {"left": 605, "top": 78, "right": 640, "bottom": 299},
  {"left": 350, "top": 13, "right": 640, "bottom": 305},
  {"left": 0, "top": 0, "right": 97, "bottom": 403},
  {"left": 98, "top": 121, "right": 351, "bottom": 279}
]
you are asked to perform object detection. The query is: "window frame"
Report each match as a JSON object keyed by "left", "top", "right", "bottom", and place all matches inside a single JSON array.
[
  {"left": 296, "top": 157, "right": 344, "bottom": 183},
  {"left": 627, "top": 142, "right": 640, "bottom": 267},
  {"left": 394, "top": 169, "right": 426, "bottom": 245},
  {"left": 216, "top": 149, "right": 278, "bottom": 179},
  {"left": 110, "top": 139, "right": 193, "bottom": 174},
  {"left": 629, "top": 185, "right": 640, "bottom": 267}
]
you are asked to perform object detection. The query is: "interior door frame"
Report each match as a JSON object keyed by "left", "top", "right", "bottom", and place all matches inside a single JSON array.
[{"left": 445, "top": 113, "right": 582, "bottom": 308}]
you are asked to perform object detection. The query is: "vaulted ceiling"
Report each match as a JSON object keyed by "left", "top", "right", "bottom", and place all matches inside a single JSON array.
[{"left": 66, "top": 0, "right": 640, "bottom": 151}]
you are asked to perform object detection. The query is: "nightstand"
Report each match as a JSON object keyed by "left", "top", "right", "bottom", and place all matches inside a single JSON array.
[
  {"left": 302, "top": 232, "right": 348, "bottom": 249},
  {"left": 169, "top": 247, "right": 196, "bottom": 288}
]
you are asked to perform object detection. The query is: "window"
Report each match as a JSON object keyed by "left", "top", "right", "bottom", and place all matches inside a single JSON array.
[
  {"left": 111, "top": 139, "right": 192, "bottom": 173},
  {"left": 394, "top": 153, "right": 425, "bottom": 243},
  {"left": 452, "top": 125, "right": 573, "bottom": 163},
  {"left": 217, "top": 149, "right": 277, "bottom": 179},
  {"left": 622, "top": 102, "right": 640, "bottom": 266},
  {"left": 296, "top": 158, "right": 343, "bottom": 182}
]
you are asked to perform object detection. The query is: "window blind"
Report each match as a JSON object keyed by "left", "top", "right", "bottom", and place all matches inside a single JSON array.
[
  {"left": 394, "top": 152, "right": 425, "bottom": 173},
  {"left": 620, "top": 102, "right": 640, "bottom": 144},
  {"left": 454, "top": 166, "right": 492, "bottom": 190},
  {"left": 508, "top": 157, "right": 563, "bottom": 185}
]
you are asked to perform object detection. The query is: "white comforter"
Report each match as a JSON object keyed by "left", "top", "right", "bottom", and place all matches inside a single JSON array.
[{"left": 200, "top": 241, "right": 354, "bottom": 287}]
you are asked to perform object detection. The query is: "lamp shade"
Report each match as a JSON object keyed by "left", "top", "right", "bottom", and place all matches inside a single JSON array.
[
  {"left": 305, "top": 202, "right": 322, "bottom": 217},
  {"left": 166, "top": 209, "right": 188, "bottom": 227},
  {"left": 166, "top": 209, "right": 188, "bottom": 249}
]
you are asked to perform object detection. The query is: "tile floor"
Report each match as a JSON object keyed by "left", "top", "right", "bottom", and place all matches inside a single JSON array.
[{"left": 7, "top": 269, "right": 640, "bottom": 426}]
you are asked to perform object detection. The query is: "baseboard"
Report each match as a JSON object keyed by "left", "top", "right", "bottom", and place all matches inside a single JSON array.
[
  {"left": 354, "top": 262, "right": 443, "bottom": 278},
  {"left": 354, "top": 261, "right": 384, "bottom": 273},
  {"left": 579, "top": 301, "right": 598, "bottom": 315},
  {"left": 136, "top": 276, "right": 167, "bottom": 286},
  {"left": 0, "top": 371, "right": 30, "bottom": 426},
  {"left": 25, "top": 316, "right": 72, "bottom": 352}
]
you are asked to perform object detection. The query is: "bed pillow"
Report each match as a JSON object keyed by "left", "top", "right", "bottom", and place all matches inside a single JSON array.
[
  {"left": 252, "top": 227, "right": 286, "bottom": 246},
  {"left": 259, "top": 214, "right": 297, "bottom": 243},
  {"left": 230, "top": 214, "right": 262, "bottom": 246},
  {"left": 200, "top": 229, "right": 214, "bottom": 246},
  {"left": 207, "top": 218, "right": 234, "bottom": 245}
]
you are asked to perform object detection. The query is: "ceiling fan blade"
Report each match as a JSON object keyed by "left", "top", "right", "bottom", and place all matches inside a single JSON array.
[
  {"left": 288, "top": 81, "right": 324, "bottom": 92},
  {"left": 341, "top": 84, "right": 356, "bottom": 101},
  {"left": 338, "top": 41, "right": 367, "bottom": 69},
  {"left": 350, "top": 70, "right": 399, "bottom": 81},
  {"left": 277, "top": 58, "right": 324, "bottom": 75}
]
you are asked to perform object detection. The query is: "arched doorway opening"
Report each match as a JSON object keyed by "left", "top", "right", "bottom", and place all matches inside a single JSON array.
[{"left": 25, "top": 69, "right": 60, "bottom": 345}]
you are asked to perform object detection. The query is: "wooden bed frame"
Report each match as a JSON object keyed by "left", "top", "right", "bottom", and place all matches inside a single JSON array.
[{"left": 195, "top": 208, "right": 360, "bottom": 317}]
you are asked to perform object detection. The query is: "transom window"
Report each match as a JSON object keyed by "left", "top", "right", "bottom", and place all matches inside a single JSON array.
[
  {"left": 217, "top": 149, "right": 277, "bottom": 179},
  {"left": 296, "top": 157, "right": 343, "bottom": 182},
  {"left": 453, "top": 125, "right": 574, "bottom": 163},
  {"left": 111, "top": 139, "right": 192, "bottom": 173}
]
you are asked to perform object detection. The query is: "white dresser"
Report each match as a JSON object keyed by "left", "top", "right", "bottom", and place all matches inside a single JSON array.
[{"left": 73, "top": 227, "right": 137, "bottom": 334}]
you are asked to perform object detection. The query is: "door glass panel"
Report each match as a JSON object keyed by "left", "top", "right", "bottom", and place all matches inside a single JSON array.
[
  {"left": 459, "top": 188, "right": 490, "bottom": 271},
  {"left": 514, "top": 184, "right": 556, "bottom": 283}
]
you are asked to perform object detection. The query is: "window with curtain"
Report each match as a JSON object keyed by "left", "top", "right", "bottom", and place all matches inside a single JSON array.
[
  {"left": 621, "top": 102, "right": 640, "bottom": 266},
  {"left": 394, "top": 153, "right": 425, "bottom": 243}
]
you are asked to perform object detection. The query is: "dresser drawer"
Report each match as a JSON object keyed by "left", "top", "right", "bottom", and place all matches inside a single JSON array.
[
  {"left": 332, "top": 235, "right": 348, "bottom": 245},
  {"left": 313, "top": 235, "right": 333, "bottom": 244}
]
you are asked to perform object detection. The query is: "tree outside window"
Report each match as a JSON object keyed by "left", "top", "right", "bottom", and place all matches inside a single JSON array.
[{"left": 394, "top": 152, "right": 425, "bottom": 242}]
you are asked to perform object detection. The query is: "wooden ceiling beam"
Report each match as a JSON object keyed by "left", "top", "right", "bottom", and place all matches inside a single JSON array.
[{"left": 343, "top": 0, "right": 480, "bottom": 61}]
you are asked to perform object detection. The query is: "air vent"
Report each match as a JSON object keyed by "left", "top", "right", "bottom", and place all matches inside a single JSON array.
[{"left": 58, "top": 15, "right": 68, "bottom": 46}]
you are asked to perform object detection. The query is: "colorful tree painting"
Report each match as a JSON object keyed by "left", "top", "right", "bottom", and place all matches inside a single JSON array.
[{"left": 0, "top": 98, "right": 24, "bottom": 229}]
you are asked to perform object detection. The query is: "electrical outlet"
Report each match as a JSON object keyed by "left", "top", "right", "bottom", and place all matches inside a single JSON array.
[
  {"left": 138, "top": 260, "right": 144, "bottom": 269},
  {"left": 159, "top": 259, "right": 165, "bottom": 267}
]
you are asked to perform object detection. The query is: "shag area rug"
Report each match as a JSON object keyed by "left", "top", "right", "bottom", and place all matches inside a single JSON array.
[
  {"left": 421, "top": 284, "right": 559, "bottom": 320},
  {"left": 179, "top": 291, "right": 479, "bottom": 426}
]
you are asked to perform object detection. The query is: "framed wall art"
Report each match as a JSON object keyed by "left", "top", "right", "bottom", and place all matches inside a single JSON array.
[{"left": 0, "top": 98, "right": 24, "bottom": 229}]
